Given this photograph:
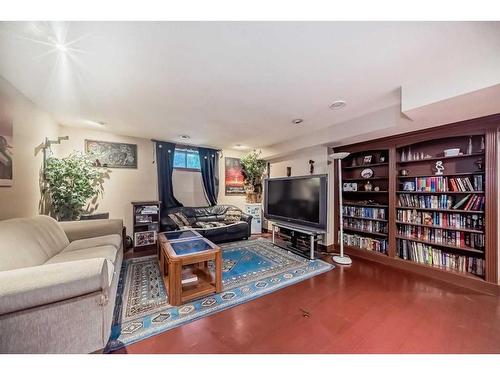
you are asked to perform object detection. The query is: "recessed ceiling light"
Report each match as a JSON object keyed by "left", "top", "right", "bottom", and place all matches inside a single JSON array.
[
  {"left": 179, "top": 135, "right": 190, "bottom": 140},
  {"left": 291, "top": 119, "right": 304, "bottom": 125},
  {"left": 234, "top": 144, "right": 247, "bottom": 150},
  {"left": 55, "top": 43, "right": 68, "bottom": 53},
  {"left": 330, "top": 100, "right": 347, "bottom": 110}
]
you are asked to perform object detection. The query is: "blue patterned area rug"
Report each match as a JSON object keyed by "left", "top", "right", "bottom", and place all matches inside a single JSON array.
[{"left": 105, "top": 238, "right": 333, "bottom": 352}]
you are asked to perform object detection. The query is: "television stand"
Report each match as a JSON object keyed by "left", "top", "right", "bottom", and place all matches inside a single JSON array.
[{"left": 271, "top": 222, "right": 326, "bottom": 260}]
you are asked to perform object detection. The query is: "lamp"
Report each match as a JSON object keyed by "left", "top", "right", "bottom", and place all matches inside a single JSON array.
[{"left": 328, "top": 151, "right": 352, "bottom": 265}]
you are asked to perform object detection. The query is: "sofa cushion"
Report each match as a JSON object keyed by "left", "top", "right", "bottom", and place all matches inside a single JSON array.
[
  {"left": 0, "top": 216, "right": 70, "bottom": 272},
  {"left": 45, "top": 245, "right": 118, "bottom": 266},
  {"left": 224, "top": 209, "right": 242, "bottom": 224},
  {"left": 63, "top": 234, "right": 122, "bottom": 253},
  {"left": 193, "top": 221, "right": 226, "bottom": 229}
]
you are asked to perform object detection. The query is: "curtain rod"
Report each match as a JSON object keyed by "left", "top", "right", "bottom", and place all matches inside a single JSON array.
[{"left": 150, "top": 138, "right": 222, "bottom": 152}]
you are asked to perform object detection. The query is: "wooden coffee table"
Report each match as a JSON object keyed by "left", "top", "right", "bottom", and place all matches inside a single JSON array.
[{"left": 158, "top": 230, "right": 222, "bottom": 306}]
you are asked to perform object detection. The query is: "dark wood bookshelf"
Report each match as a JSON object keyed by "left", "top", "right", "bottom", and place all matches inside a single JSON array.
[
  {"left": 394, "top": 221, "right": 484, "bottom": 234},
  {"left": 333, "top": 117, "right": 500, "bottom": 291},
  {"left": 132, "top": 200, "right": 161, "bottom": 252}
]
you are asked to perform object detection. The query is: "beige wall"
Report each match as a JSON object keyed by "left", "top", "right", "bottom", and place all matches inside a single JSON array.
[
  {"left": 0, "top": 77, "right": 59, "bottom": 220},
  {"left": 58, "top": 125, "right": 158, "bottom": 235}
]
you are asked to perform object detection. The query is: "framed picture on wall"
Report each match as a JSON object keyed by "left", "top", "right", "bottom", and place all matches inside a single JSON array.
[
  {"left": 0, "top": 101, "right": 13, "bottom": 187},
  {"left": 85, "top": 139, "right": 138, "bottom": 168},
  {"left": 225, "top": 157, "right": 245, "bottom": 195}
]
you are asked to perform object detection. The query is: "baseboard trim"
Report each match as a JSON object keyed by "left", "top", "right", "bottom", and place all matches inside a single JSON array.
[{"left": 332, "top": 244, "right": 500, "bottom": 296}]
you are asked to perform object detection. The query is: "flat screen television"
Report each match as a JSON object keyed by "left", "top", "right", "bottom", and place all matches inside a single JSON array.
[{"left": 263, "top": 174, "right": 328, "bottom": 230}]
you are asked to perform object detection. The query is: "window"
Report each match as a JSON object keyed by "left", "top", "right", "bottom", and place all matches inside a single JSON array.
[{"left": 173, "top": 148, "right": 201, "bottom": 170}]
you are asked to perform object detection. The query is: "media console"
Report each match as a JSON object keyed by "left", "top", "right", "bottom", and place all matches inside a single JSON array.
[{"left": 271, "top": 221, "right": 326, "bottom": 260}]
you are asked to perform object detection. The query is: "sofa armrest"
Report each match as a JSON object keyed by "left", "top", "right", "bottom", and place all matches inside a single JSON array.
[
  {"left": 0, "top": 258, "right": 111, "bottom": 315},
  {"left": 240, "top": 213, "right": 253, "bottom": 237},
  {"left": 59, "top": 219, "right": 123, "bottom": 242}
]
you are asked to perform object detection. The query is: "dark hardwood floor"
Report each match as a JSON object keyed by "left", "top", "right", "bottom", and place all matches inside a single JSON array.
[{"left": 115, "top": 244, "right": 500, "bottom": 354}]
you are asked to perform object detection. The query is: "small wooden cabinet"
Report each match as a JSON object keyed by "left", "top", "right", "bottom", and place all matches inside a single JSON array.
[{"left": 131, "top": 201, "right": 161, "bottom": 252}]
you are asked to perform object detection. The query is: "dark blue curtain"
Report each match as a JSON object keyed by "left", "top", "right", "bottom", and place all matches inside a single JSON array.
[
  {"left": 156, "top": 141, "right": 183, "bottom": 210},
  {"left": 198, "top": 147, "right": 219, "bottom": 206}
]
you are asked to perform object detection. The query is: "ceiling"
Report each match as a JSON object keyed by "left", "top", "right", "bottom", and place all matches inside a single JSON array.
[{"left": 0, "top": 21, "right": 499, "bottom": 151}]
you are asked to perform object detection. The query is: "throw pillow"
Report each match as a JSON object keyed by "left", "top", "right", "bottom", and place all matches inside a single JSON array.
[
  {"left": 224, "top": 209, "right": 242, "bottom": 224},
  {"left": 175, "top": 212, "right": 191, "bottom": 226},
  {"left": 168, "top": 213, "right": 184, "bottom": 229},
  {"left": 194, "top": 221, "right": 226, "bottom": 229}
]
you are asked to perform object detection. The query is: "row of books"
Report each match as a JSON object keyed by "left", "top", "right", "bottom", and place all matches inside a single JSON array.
[
  {"left": 397, "top": 224, "right": 485, "bottom": 250},
  {"left": 397, "top": 194, "right": 484, "bottom": 211},
  {"left": 135, "top": 205, "right": 159, "bottom": 215},
  {"left": 343, "top": 218, "right": 387, "bottom": 234},
  {"left": 343, "top": 233, "right": 388, "bottom": 254},
  {"left": 401, "top": 176, "right": 483, "bottom": 193},
  {"left": 397, "top": 239, "right": 485, "bottom": 277},
  {"left": 396, "top": 209, "right": 484, "bottom": 231},
  {"left": 343, "top": 205, "right": 387, "bottom": 219}
]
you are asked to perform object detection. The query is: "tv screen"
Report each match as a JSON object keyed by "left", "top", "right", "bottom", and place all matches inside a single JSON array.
[{"left": 264, "top": 175, "right": 327, "bottom": 230}]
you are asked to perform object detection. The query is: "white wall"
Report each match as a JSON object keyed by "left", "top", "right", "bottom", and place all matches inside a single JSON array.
[{"left": 0, "top": 76, "right": 60, "bottom": 220}]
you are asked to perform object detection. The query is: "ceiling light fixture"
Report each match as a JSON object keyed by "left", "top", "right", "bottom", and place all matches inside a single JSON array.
[
  {"left": 55, "top": 43, "right": 68, "bottom": 53},
  {"left": 329, "top": 100, "right": 347, "bottom": 110},
  {"left": 291, "top": 119, "right": 304, "bottom": 125},
  {"left": 234, "top": 144, "right": 247, "bottom": 150},
  {"left": 179, "top": 135, "right": 190, "bottom": 140}
]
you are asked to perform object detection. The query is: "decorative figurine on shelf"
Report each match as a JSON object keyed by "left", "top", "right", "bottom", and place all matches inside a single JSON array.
[
  {"left": 467, "top": 136, "right": 473, "bottom": 154},
  {"left": 351, "top": 157, "right": 357, "bottom": 167},
  {"left": 480, "top": 136, "right": 485, "bottom": 152},
  {"left": 363, "top": 155, "right": 373, "bottom": 165},
  {"left": 475, "top": 158, "right": 484, "bottom": 171},
  {"left": 364, "top": 180, "right": 373, "bottom": 191},
  {"left": 399, "top": 169, "right": 410, "bottom": 176},
  {"left": 309, "top": 160, "right": 315, "bottom": 175},
  {"left": 400, "top": 149, "right": 406, "bottom": 162},
  {"left": 447, "top": 196, "right": 453, "bottom": 209},
  {"left": 379, "top": 155, "right": 386, "bottom": 163},
  {"left": 407, "top": 146, "right": 413, "bottom": 161},
  {"left": 374, "top": 186, "right": 380, "bottom": 192},
  {"left": 433, "top": 161, "right": 445, "bottom": 175}
]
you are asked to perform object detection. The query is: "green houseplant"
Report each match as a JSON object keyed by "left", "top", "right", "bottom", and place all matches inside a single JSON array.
[
  {"left": 240, "top": 150, "right": 267, "bottom": 203},
  {"left": 44, "top": 152, "right": 107, "bottom": 221}
]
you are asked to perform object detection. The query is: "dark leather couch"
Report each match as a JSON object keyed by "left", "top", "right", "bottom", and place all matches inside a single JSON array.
[{"left": 161, "top": 205, "right": 253, "bottom": 243}]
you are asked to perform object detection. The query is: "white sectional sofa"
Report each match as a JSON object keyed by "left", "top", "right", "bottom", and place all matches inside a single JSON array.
[{"left": 0, "top": 215, "right": 123, "bottom": 353}]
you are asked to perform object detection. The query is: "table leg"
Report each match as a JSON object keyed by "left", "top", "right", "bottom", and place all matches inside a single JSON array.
[
  {"left": 310, "top": 234, "right": 315, "bottom": 260},
  {"left": 215, "top": 252, "right": 222, "bottom": 293},
  {"left": 168, "top": 261, "right": 182, "bottom": 306}
]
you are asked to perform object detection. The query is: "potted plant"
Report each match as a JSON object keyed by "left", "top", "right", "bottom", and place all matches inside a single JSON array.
[
  {"left": 44, "top": 152, "right": 108, "bottom": 221},
  {"left": 240, "top": 150, "right": 267, "bottom": 203}
]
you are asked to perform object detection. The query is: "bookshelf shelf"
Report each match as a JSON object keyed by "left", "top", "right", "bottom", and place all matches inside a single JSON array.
[
  {"left": 343, "top": 177, "right": 388, "bottom": 181},
  {"left": 395, "top": 235, "right": 484, "bottom": 255},
  {"left": 344, "top": 227, "right": 388, "bottom": 237},
  {"left": 344, "top": 202, "right": 389, "bottom": 208},
  {"left": 343, "top": 191, "right": 389, "bottom": 194},
  {"left": 397, "top": 152, "right": 484, "bottom": 165},
  {"left": 342, "top": 162, "right": 388, "bottom": 169},
  {"left": 398, "top": 172, "right": 484, "bottom": 179},
  {"left": 395, "top": 256, "right": 484, "bottom": 280},
  {"left": 396, "top": 191, "right": 484, "bottom": 194},
  {"left": 395, "top": 221, "right": 484, "bottom": 234},
  {"left": 396, "top": 206, "right": 484, "bottom": 214},
  {"left": 344, "top": 215, "right": 388, "bottom": 222}
]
